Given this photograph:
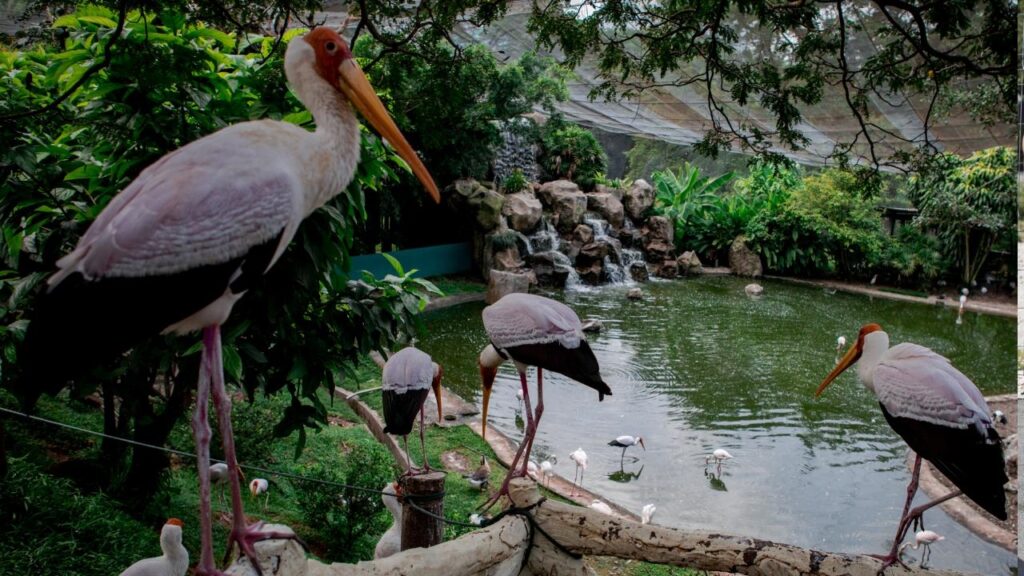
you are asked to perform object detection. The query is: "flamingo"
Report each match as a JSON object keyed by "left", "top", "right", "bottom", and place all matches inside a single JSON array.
[
  {"left": 539, "top": 457, "right": 555, "bottom": 487},
  {"left": 381, "top": 346, "right": 443, "bottom": 474},
  {"left": 898, "top": 530, "right": 944, "bottom": 568},
  {"left": 569, "top": 447, "right": 588, "bottom": 496},
  {"left": 477, "top": 293, "right": 610, "bottom": 503},
  {"left": 118, "top": 518, "right": 189, "bottom": 576},
  {"left": 816, "top": 323, "right": 1006, "bottom": 570},
  {"left": 17, "top": 28, "right": 438, "bottom": 576},
  {"left": 607, "top": 434, "right": 645, "bottom": 462},
  {"left": 374, "top": 482, "right": 402, "bottom": 559}
]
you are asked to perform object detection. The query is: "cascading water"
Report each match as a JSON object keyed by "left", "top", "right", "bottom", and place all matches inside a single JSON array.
[
  {"left": 581, "top": 213, "right": 646, "bottom": 285},
  {"left": 525, "top": 218, "right": 580, "bottom": 287}
]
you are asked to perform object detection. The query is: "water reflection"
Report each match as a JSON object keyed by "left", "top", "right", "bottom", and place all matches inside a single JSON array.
[
  {"left": 608, "top": 464, "right": 643, "bottom": 483},
  {"left": 417, "top": 277, "right": 1015, "bottom": 575}
]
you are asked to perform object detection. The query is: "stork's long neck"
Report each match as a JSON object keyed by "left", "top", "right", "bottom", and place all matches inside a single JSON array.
[
  {"left": 857, "top": 331, "right": 890, "bottom": 394},
  {"left": 161, "top": 528, "right": 189, "bottom": 574},
  {"left": 287, "top": 60, "right": 361, "bottom": 215},
  {"left": 480, "top": 344, "right": 505, "bottom": 370}
]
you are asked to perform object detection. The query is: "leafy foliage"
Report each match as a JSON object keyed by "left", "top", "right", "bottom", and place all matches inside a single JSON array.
[
  {"left": 501, "top": 168, "right": 530, "bottom": 193},
  {"left": 651, "top": 162, "right": 735, "bottom": 253},
  {"left": 538, "top": 118, "right": 608, "bottom": 189},
  {"left": 296, "top": 441, "right": 397, "bottom": 562},
  {"left": 0, "top": 6, "right": 438, "bottom": 496},
  {"left": 906, "top": 146, "right": 1015, "bottom": 284}
]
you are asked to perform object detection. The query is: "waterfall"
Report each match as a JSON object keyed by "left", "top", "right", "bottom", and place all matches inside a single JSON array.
[
  {"left": 525, "top": 217, "right": 581, "bottom": 287},
  {"left": 582, "top": 213, "right": 639, "bottom": 285}
]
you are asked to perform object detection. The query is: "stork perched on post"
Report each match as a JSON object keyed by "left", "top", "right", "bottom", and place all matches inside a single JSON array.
[
  {"left": 18, "top": 28, "right": 438, "bottom": 576},
  {"left": 477, "top": 293, "right": 611, "bottom": 505},
  {"left": 816, "top": 323, "right": 1007, "bottom": 571},
  {"left": 381, "top": 346, "right": 443, "bottom": 474}
]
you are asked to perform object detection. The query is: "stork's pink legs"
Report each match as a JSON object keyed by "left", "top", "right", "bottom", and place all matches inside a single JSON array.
[
  {"left": 192, "top": 325, "right": 299, "bottom": 576},
  {"left": 481, "top": 369, "right": 545, "bottom": 510}
]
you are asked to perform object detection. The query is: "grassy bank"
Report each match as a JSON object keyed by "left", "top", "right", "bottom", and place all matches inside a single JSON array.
[{"left": 0, "top": 359, "right": 695, "bottom": 575}]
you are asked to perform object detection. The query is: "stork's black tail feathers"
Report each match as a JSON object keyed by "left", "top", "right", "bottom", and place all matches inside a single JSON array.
[
  {"left": 382, "top": 388, "right": 430, "bottom": 436},
  {"left": 882, "top": 405, "right": 1008, "bottom": 520},
  {"left": 502, "top": 340, "right": 612, "bottom": 400}
]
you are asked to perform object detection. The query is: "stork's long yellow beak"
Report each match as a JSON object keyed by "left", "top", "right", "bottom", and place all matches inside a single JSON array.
[
  {"left": 815, "top": 343, "right": 862, "bottom": 397},
  {"left": 479, "top": 364, "right": 497, "bottom": 439},
  {"left": 336, "top": 59, "right": 440, "bottom": 203}
]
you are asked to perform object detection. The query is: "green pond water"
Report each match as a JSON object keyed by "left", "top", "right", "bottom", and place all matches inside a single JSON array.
[{"left": 417, "top": 276, "right": 1015, "bottom": 575}]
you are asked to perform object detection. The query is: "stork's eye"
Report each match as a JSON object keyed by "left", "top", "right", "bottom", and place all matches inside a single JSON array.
[{"left": 325, "top": 41, "right": 337, "bottom": 53}]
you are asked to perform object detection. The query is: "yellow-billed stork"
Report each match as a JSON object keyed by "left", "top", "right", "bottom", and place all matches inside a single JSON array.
[
  {"left": 381, "top": 346, "right": 443, "bottom": 474},
  {"left": 19, "top": 28, "right": 438, "bottom": 576},
  {"left": 477, "top": 293, "right": 610, "bottom": 503},
  {"left": 608, "top": 434, "right": 645, "bottom": 462},
  {"left": 374, "top": 482, "right": 403, "bottom": 559},
  {"left": 118, "top": 518, "right": 189, "bottom": 576},
  {"left": 816, "top": 323, "right": 1007, "bottom": 570}
]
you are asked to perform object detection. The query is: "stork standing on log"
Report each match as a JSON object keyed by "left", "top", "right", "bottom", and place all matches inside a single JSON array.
[
  {"left": 477, "top": 293, "right": 611, "bottom": 503},
  {"left": 816, "top": 323, "right": 1007, "bottom": 571},
  {"left": 381, "top": 346, "right": 443, "bottom": 473},
  {"left": 17, "top": 28, "right": 438, "bottom": 576}
]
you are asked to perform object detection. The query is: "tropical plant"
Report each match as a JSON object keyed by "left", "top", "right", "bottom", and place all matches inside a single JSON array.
[
  {"left": 0, "top": 6, "right": 439, "bottom": 499},
  {"left": 538, "top": 118, "right": 608, "bottom": 189},
  {"left": 650, "top": 162, "right": 734, "bottom": 250},
  {"left": 501, "top": 169, "right": 530, "bottom": 193},
  {"left": 906, "top": 146, "right": 1015, "bottom": 284}
]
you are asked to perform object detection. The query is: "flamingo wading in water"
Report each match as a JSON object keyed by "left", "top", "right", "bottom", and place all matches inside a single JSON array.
[
  {"left": 18, "top": 28, "right": 439, "bottom": 576},
  {"left": 816, "top": 323, "right": 1006, "bottom": 571},
  {"left": 477, "top": 293, "right": 611, "bottom": 504},
  {"left": 381, "top": 346, "right": 443, "bottom": 473}
]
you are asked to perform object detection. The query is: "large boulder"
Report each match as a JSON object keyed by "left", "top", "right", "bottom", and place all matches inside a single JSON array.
[
  {"left": 573, "top": 224, "right": 594, "bottom": 245},
  {"left": 446, "top": 179, "right": 505, "bottom": 231},
  {"left": 476, "top": 189, "right": 505, "bottom": 231},
  {"left": 642, "top": 215, "right": 674, "bottom": 246},
  {"left": 486, "top": 270, "right": 531, "bottom": 304},
  {"left": 550, "top": 192, "right": 588, "bottom": 233},
  {"left": 537, "top": 179, "right": 581, "bottom": 205},
  {"left": 576, "top": 259, "right": 604, "bottom": 285},
  {"left": 502, "top": 192, "right": 543, "bottom": 233},
  {"left": 729, "top": 235, "right": 763, "bottom": 277},
  {"left": 593, "top": 183, "right": 624, "bottom": 201},
  {"left": 587, "top": 192, "right": 625, "bottom": 229},
  {"left": 623, "top": 179, "right": 655, "bottom": 221},
  {"left": 629, "top": 261, "right": 650, "bottom": 282},
  {"left": 656, "top": 259, "right": 679, "bottom": 279},
  {"left": 526, "top": 251, "right": 571, "bottom": 288},
  {"left": 677, "top": 251, "right": 703, "bottom": 275}
]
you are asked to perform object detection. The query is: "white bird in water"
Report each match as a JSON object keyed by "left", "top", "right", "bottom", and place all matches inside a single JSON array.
[
  {"left": 817, "top": 323, "right": 1006, "bottom": 570},
  {"left": 706, "top": 448, "right": 733, "bottom": 465},
  {"left": 464, "top": 455, "right": 491, "bottom": 490},
  {"left": 478, "top": 293, "right": 610, "bottom": 504},
  {"left": 17, "top": 28, "right": 438, "bottom": 576},
  {"left": 381, "top": 347, "right": 443, "bottom": 474},
  {"left": 588, "top": 499, "right": 614, "bottom": 515},
  {"left": 608, "top": 435, "right": 646, "bottom": 462},
  {"left": 118, "top": 518, "right": 189, "bottom": 576},
  {"left": 249, "top": 478, "right": 270, "bottom": 512},
  {"left": 898, "top": 530, "right": 944, "bottom": 568},
  {"left": 641, "top": 504, "right": 656, "bottom": 525},
  {"left": 374, "top": 482, "right": 402, "bottom": 559},
  {"left": 569, "top": 447, "right": 588, "bottom": 496}
]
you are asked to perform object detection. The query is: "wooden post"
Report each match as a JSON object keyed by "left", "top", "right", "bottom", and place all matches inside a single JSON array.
[{"left": 401, "top": 471, "right": 446, "bottom": 551}]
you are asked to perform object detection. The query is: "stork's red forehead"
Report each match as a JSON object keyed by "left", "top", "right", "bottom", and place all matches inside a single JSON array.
[
  {"left": 859, "top": 323, "right": 882, "bottom": 337},
  {"left": 303, "top": 28, "right": 352, "bottom": 84}
]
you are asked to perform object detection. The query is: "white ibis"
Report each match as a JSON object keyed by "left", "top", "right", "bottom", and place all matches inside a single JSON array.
[
  {"left": 958, "top": 294, "right": 967, "bottom": 311},
  {"left": 569, "top": 447, "right": 588, "bottom": 496},
  {"left": 539, "top": 457, "right": 555, "bottom": 487},
  {"left": 608, "top": 435, "right": 645, "bottom": 462},
  {"left": 898, "top": 530, "right": 944, "bottom": 568},
  {"left": 381, "top": 346, "right": 443, "bottom": 474},
  {"left": 836, "top": 335, "right": 847, "bottom": 352},
  {"left": 464, "top": 455, "right": 491, "bottom": 490},
  {"left": 640, "top": 503, "right": 656, "bottom": 525},
  {"left": 248, "top": 478, "right": 270, "bottom": 512},
  {"left": 817, "top": 323, "right": 1007, "bottom": 570},
  {"left": 210, "top": 462, "right": 229, "bottom": 505},
  {"left": 477, "top": 293, "right": 611, "bottom": 502},
  {"left": 374, "top": 482, "right": 402, "bottom": 559},
  {"left": 17, "top": 28, "right": 438, "bottom": 576},
  {"left": 118, "top": 518, "right": 189, "bottom": 576}
]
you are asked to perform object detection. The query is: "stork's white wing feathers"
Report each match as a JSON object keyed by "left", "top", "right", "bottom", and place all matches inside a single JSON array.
[
  {"left": 483, "top": 293, "right": 583, "bottom": 350},
  {"left": 382, "top": 347, "right": 435, "bottom": 393},
  {"left": 873, "top": 343, "right": 992, "bottom": 432},
  {"left": 51, "top": 122, "right": 306, "bottom": 285}
]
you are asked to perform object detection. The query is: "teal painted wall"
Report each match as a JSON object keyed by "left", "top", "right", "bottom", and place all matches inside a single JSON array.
[{"left": 348, "top": 242, "right": 473, "bottom": 279}]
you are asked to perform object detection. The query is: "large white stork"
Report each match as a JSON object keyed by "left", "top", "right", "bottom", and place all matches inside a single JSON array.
[
  {"left": 816, "top": 323, "right": 1006, "bottom": 570},
  {"left": 381, "top": 346, "right": 443, "bottom": 473},
  {"left": 477, "top": 293, "right": 610, "bottom": 503},
  {"left": 118, "top": 518, "right": 189, "bottom": 576},
  {"left": 19, "top": 28, "right": 438, "bottom": 576}
]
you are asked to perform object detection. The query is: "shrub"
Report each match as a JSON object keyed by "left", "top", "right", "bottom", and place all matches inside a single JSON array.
[
  {"left": 538, "top": 118, "right": 608, "bottom": 189},
  {"left": 501, "top": 169, "right": 530, "bottom": 194},
  {"left": 296, "top": 441, "right": 396, "bottom": 562},
  {"left": 651, "top": 162, "right": 735, "bottom": 255},
  {"left": 871, "top": 226, "right": 947, "bottom": 288}
]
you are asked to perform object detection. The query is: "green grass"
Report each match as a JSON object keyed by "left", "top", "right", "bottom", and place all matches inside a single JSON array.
[
  {"left": 430, "top": 274, "right": 486, "bottom": 296},
  {"left": 877, "top": 286, "right": 929, "bottom": 298}
]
